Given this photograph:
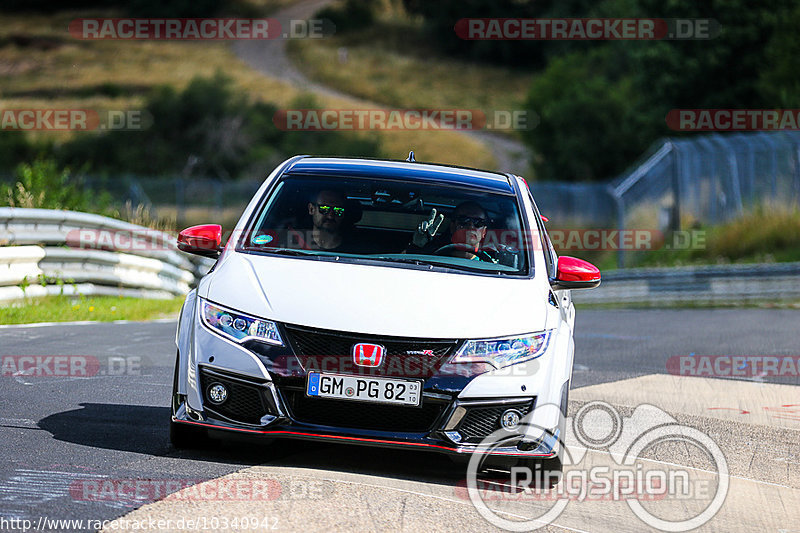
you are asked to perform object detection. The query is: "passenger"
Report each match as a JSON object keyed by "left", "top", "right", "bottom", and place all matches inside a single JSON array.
[{"left": 306, "top": 189, "right": 348, "bottom": 250}]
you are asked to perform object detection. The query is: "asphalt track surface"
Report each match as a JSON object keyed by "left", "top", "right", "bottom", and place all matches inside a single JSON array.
[{"left": 1, "top": 309, "right": 798, "bottom": 532}]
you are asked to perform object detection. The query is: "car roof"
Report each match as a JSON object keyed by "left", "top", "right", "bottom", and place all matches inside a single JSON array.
[{"left": 283, "top": 156, "right": 515, "bottom": 194}]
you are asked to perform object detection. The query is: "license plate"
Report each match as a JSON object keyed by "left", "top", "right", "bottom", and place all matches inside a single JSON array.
[{"left": 306, "top": 372, "right": 422, "bottom": 406}]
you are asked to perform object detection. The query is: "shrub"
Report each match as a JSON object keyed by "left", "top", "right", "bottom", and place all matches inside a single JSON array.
[
  {"left": 56, "top": 73, "right": 381, "bottom": 179},
  {"left": 1, "top": 159, "right": 109, "bottom": 212}
]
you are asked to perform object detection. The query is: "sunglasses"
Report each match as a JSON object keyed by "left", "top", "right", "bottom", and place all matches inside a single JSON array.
[
  {"left": 454, "top": 216, "right": 488, "bottom": 228},
  {"left": 316, "top": 204, "right": 346, "bottom": 217}
]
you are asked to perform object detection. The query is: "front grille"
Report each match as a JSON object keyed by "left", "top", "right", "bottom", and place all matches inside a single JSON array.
[
  {"left": 282, "top": 389, "right": 446, "bottom": 432},
  {"left": 283, "top": 324, "right": 459, "bottom": 379},
  {"left": 457, "top": 401, "right": 534, "bottom": 443},
  {"left": 199, "top": 368, "right": 269, "bottom": 425}
]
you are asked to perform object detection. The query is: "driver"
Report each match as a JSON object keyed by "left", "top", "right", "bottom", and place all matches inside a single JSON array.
[{"left": 409, "top": 201, "right": 493, "bottom": 261}]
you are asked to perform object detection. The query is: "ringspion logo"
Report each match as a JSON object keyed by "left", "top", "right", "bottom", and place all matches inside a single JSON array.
[{"left": 465, "top": 402, "right": 729, "bottom": 531}]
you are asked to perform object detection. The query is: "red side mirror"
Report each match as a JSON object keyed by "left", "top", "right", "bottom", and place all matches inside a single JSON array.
[
  {"left": 177, "top": 224, "right": 222, "bottom": 258},
  {"left": 551, "top": 256, "right": 601, "bottom": 290}
]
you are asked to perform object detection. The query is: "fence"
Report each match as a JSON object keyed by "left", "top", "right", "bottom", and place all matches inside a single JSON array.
[
  {"left": 609, "top": 131, "right": 800, "bottom": 267},
  {"left": 82, "top": 175, "right": 263, "bottom": 229},
  {"left": 0, "top": 207, "right": 213, "bottom": 303}
]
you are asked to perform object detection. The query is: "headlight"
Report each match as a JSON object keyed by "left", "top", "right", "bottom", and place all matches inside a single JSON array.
[
  {"left": 451, "top": 330, "right": 552, "bottom": 369},
  {"left": 201, "top": 300, "right": 283, "bottom": 345}
]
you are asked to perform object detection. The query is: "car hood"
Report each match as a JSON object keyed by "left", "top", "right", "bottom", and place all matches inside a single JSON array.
[{"left": 202, "top": 252, "right": 549, "bottom": 339}]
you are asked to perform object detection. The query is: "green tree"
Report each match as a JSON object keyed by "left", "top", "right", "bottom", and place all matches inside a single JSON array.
[
  {"left": 523, "top": 0, "right": 800, "bottom": 181},
  {"left": 524, "top": 49, "right": 647, "bottom": 182}
]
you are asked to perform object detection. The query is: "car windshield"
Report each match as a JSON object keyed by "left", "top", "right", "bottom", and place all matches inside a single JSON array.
[{"left": 241, "top": 174, "right": 530, "bottom": 276}]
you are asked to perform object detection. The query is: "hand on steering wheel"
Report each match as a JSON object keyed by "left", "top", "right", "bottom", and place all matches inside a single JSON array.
[{"left": 433, "top": 243, "right": 494, "bottom": 262}]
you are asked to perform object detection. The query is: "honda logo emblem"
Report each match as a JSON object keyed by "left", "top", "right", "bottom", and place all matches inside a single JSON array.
[{"left": 352, "top": 343, "right": 385, "bottom": 367}]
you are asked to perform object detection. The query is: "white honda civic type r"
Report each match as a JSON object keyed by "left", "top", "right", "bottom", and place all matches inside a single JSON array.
[{"left": 171, "top": 155, "right": 600, "bottom": 473}]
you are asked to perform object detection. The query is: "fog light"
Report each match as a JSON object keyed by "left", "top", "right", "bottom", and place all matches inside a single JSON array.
[
  {"left": 208, "top": 383, "right": 228, "bottom": 404},
  {"left": 500, "top": 409, "right": 522, "bottom": 431}
]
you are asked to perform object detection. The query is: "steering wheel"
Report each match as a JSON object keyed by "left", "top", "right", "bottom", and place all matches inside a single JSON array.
[{"left": 433, "top": 243, "right": 495, "bottom": 262}]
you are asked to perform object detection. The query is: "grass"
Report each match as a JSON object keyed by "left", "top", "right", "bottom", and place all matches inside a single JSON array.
[
  {"left": 549, "top": 206, "right": 800, "bottom": 271},
  {"left": 632, "top": 207, "right": 800, "bottom": 268},
  {"left": 286, "top": 6, "right": 533, "bottom": 137},
  {"left": 0, "top": 295, "right": 183, "bottom": 325},
  {"left": 0, "top": 10, "right": 494, "bottom": 168}
]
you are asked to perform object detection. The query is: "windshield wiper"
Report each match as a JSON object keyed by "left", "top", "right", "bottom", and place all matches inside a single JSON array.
[
  {"left": 254, "top": 248, "right": 319, "bottom": 256},
  {"left": 371, "top": 256, "right": 502, "bottom": 273}
]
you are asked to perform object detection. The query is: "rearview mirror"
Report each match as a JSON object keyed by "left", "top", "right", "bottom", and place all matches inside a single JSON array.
[
  {"left": 177, "top": 224, "right": 222, "bottom": 258},
  {"left": 550, "top": 256, "right": 601, "bottom": 290}
]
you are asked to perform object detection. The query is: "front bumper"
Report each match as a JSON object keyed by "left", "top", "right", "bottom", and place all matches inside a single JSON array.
[
  {"left": 176, "top": 300, "right": 565, "bottom": 459},
  {"left": 173, "top": 364, "right": 559, "bottom": 459}
]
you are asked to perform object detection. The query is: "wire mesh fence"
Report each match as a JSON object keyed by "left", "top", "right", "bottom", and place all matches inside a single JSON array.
[
  {"left": 4, "top": 131, "right": 799, "bottom": 267},
  {"left": 613, "top": 132, "right": 800, "bottom": 225},
  {"left": 608, "top": 131, "right": 800, "bottom": 266},
  {"left": 78, "top": 175, "right": 263, "bottom": 229}
]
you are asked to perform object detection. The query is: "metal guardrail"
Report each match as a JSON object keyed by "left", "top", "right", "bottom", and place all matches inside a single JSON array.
[
  {"left": 573, "top": 262, "right": 800, "bottom": 305},
  {"left": 0, "top": 208, "right": 213, "bottom": 303}
]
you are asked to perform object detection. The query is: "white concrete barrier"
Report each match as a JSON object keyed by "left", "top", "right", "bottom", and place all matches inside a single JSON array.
[{"left": 0, "top": 208, "right": 215, "bottom": 303}]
